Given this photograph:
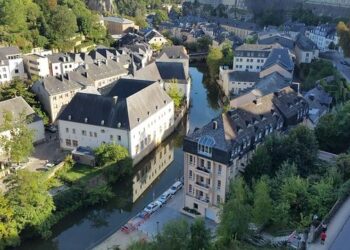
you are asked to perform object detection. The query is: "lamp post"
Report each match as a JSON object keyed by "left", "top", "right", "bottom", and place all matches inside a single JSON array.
[{"left": 156, "top": 221, "right": 160, "bottom": 235}]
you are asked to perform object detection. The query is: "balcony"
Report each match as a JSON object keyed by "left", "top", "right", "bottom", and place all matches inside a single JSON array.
[
  {"left": 195, "top": 181, "right": 210, "bottom": 190},
  {"left": 195, "top": 196, "right": 210, "bottom": 204},
  {"left": 195, "top": 166, "right": 211, "bottom": 177}
]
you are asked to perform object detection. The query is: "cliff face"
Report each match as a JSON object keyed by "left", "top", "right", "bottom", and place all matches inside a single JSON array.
[{"left": 85, "top": 0, "right": 116, "bottom": 14}]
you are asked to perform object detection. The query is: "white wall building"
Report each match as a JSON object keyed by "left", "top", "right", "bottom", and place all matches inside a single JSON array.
[
  {"left": 306, "top": 24, "right": 339, "bottom": 51},
  {"left": 57, "top": 79, "right": 174, "bottom": 165},
  {"left": 0, "top": 47, "right": 25, "bottom": 84}
]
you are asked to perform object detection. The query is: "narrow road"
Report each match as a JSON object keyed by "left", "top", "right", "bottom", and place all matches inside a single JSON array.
[{"left": 319, "top": 51, "right": 350, "bottom": 82}]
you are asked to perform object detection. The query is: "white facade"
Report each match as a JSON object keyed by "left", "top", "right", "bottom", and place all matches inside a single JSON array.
[
  {"left": 24, "top": 54, "right": 50, "bottom": 78},
  {"left": 233, "top": 56, "right": 267, "bottom": 72},
  {"left": 295, "top": 45, "right": 319, "bottom": 64},
  {"left": 50, "top": 61, "right": 79, "bottom": 77},
  {"left": 0, "top": 47, "right": 25, "bottom": 84},
  {"left": 58, "top": 101, "right": 174, "bottom": 160},
  {"left": 306, "top": 27, "right": 339, "bottom": 51}
]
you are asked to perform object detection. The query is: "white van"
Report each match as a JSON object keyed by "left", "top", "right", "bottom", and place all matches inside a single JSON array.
[{"left": 169, "top": 181, "right": 183, "bottom": 195}]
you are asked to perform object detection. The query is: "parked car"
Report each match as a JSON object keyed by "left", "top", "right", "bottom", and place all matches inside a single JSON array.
[
  {"left": 45, "top": 162, "right": 55, "bottom": 168},
  {"left": 157, "top": 190, "right": 172, "bottom": 205},
  {"left": 45, "top": 125, "right": 57, "bottom": 133},
  {"left": 169, "top": 181, "right": 183, "bottom": 195},
  {"left": 144, "top": 200, "right": 162, "bottom": 214}
]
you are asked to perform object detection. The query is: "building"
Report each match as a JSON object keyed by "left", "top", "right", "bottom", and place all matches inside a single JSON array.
[
  {"left": 125, "top": 43, "right": 153, "bottom": 69},
  {"left": 0, "top": 97, "right": 45, "bottom": 146},
  {"left": 57, "top": 79, "right": 174, "bottom": 165},
  {"left": 183, "top": 86, "right": 308, "bottom": 222},
  {"left": 134, "top": 61, "right": 191, "bottom": 106},
  {"left": 304, "top": 85, "right": 332, "bottom": 127},
  {"left": 233, "top": 44, "right": 281, "bottom": 72},
  {"left": 144, "top": 29, "right": 168, "bottom": 47},
  {"left": 306, "top": 24, "right": 338, "bottom": 51},
  {"left": 32, "top": 59, "right": 128, "bottom": 122},
  {"left": 48, "top": 53, "right": 80, "bottom": 77},
  {"left": 258, "top": 33, "right": 295, "bottom": 50},
  {"left": 0, "top": 47, "right": 25, "bottom": 84},
  {"left": 295, "top": 34, "right": 319, "bottom": 64},
  {"left": 259, "top": 48, "right": 294, "bottom": 80},
  {"left": 102, "top": 16, "right": 139, "bottom": 35},
  {"left": 156, "top": 46, "right": 190, "bottom": 74},
  {"left": 220, "top": 20, "right": 257, "bottom": 40},
  {"left": 218, "top": 68, "right": 259, "bottom": 96},
  {"left": 24, "top": 49, "right": 53, "bottom": 78}
]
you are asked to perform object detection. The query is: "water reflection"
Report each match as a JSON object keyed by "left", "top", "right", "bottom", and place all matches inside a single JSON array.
[{"left": 132, "top": 140, "right": 174, "bottom": 202}]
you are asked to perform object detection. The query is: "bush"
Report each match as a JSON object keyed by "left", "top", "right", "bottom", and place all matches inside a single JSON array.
[{"left": 338, "top": 179, "right": 350, "bottom": 199}]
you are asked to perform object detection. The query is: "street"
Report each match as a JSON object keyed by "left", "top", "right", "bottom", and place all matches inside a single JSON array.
[{"left": 319, "top": 51, "right": 350, "bottom": 82}]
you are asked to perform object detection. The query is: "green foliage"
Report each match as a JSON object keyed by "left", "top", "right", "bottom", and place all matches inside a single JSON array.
[
  {"left": 252, "top": 177, "right": 273, "bottom": 226},
  {"left": 291, "top": 6, "right": 333, "bottom": 26},
  {"left": 154, "top": 10, "right": 169, "bottom": 26},
  {"left": 244, "top": 125, "right": 318, "bottom": 181},
  {"left": 189, "top": 218, "right": 212, "bottom": 250},
  {"left": 221, "top": 41, "right": 234, "bottom": 67},
  {"left": 337, "top": 21, "right": 350, "bottom": 57},
  {"left": 338, "top": 179, "right": 350, "bottom": 200},
  {"left": 207, "top": 47, "right": 223, "bottom": 80},
  {"left": 6, "top": 171, "right": 55, "bottom": 239},
  {"left": 298, "top": 60, "right": 338, "bottom": 91},
  {"left": 218, "top": 177, "right": 251, "bottom": 245},
  {"left": 167, "top": 79, "right": 183, "bottom": 108},
  {"left": 0, "top": 194, "right": 20, "bottom": 249},
  {"left": 94, "top": 143, "right": 130, "bottom": 167},
  {"left": 0, "top": 110, "right": 34, "bottom": 163},
  {"left": 315, "top": 101, "right": 350, "bottom": 154}
]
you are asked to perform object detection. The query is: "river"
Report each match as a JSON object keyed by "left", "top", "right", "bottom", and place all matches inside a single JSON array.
[{"left": 18, "top": 66, "right": 222, "bottom": 250}]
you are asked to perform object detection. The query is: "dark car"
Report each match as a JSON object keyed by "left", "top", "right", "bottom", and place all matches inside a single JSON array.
[{"left": 45, "top": 125, "right": 57, "bottom": 133}]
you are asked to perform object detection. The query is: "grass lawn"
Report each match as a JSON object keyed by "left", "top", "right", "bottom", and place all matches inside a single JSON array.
[{"left": 60, "top": 164, "right": 102, "bottom": 184}]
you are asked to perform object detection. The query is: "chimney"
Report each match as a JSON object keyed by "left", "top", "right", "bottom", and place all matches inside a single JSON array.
[
  {"left": 101, "top": 120, "right": 104, "bottom": 126},
  {"left": 66, "top": 73, "right": 70, "bottom": 81},
  {"left": 84, "top": 117, "right": 88, "bottom": 123},
  {"left": 84, "top": 72, "right": 88, "bottom": 78},
  {"left": 68, "top": 115, "right": 71, "bottom": 121},
  {"left": 105, "top": 59, "right": 108, "bottom": 66},
  {"left": 59, "top": 74, "right": 64, "bottom": 81},
  {"left": 113, "top": 96, "right": 118, "bottom": 104},
  {"left": 213, "top": 121, "right": 218, "bottom": 130}
]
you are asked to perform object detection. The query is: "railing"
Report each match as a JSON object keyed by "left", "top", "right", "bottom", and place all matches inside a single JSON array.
[
  {"left": 196, "top": 166, "right": 211, "bottom": 174},
  {"left": 196, "top": 181, "right": 210, "bottom": 189},
  {"left": 195, "top": 196, "right": 210, "bottom": 204}
]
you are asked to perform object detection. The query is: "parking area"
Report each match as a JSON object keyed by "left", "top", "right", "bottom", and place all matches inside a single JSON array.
[{"left": 93, "top": 189, "right": 217, "bottom": 250}]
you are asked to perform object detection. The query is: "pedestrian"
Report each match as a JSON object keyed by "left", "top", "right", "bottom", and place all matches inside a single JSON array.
[
  {"left": 321, "top": 231, "right": 327, "bottom": 245},
  {"left": 322, "top": 223, "right": 328, "bottom": 232}
]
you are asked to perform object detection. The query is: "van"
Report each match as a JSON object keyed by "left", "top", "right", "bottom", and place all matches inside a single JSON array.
[{"left": 169, "top": 181, "right": 183, "bottom": 195}]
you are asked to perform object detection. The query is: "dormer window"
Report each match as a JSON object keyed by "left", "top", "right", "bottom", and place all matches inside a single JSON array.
[{"left": 197, "top": 136, "right": 215, "bottom": 157}]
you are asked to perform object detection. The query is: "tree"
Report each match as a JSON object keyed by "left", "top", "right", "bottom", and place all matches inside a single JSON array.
[
  {"left": 154, "top": 9, "right": 169, "bottom": 26},
  {"left": 337, "top": 21, "right": 350, "bottom": 57},
  {"left": 252, "top": 177, "right": 273, "bottom": 226},
  {"left": 335, "top": 153, "right": 350, "bottom": 181},
  {"left": 94, "top": 143, "right": 130, "bottom": 167},
  {"left": 221, "top": 41, "right": 234, "bottom": 67},
  {"left": 0, "top": 194, "right": 19, "bottom": 249},
  {"left": 0, "top": 111, "right": 34, "bottom": 164},
  {"left": 156, "top": 219, "right": 190, "bottom": 250},
  {"left": 49, "top": 5, "right": 77, "bottom": 41},
  {"left": 6, "top": 171, "right": 55, "bottom": 238},
  {"left": 0, "top": 0, "right": 28, "bottom": 33},
  {"left": 167, "top": 79, "right": 183, "bottom": 108},
  {"left": 206, "top": 47, "right": 223, "bottom": 80},
  {"left": 189, "top": 218, "right": 211, "bottom": 250},
  {"left": 218, "top": 178, "right": 251, "bottom": 245}
]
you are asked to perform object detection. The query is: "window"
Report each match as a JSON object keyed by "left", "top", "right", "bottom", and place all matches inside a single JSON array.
[
  {"left": 189, "top": 184, "right": 192, "bottom": 193},
  {"left": 207, "top": 161, "right": 211, "bottom": 169},
  {"left": 101, "top": 129, "right": 105, "bottom": 133},
  {"left": 217, "top": 180, "right": 221, "bottom": 190},
  {"left": 72, "top": 140, "right": 78, "bottom": 147},
  {"left": 200, "top": 159, "right": 205, "bottom": 167},
  {"left": 65, "top": 128, "right": 69, "bottom": 133},
  {"left": 89, "top": 132, "right": 93, "bottom": 137},
  {"left": 82, "top": 130, "right": 86, "bottom": 136},
  {"left": 15, "top": 69, "right": 19, "bottom": 74},
  {"left": 218, "top": 165, "right": 222, "bottom": 175},
  {"left": 197, "top": 136, "right": 215, "bottom": 157},
  {"left": 189, "top": 155, "right": 193, "bottom": 164},
  {"left": 118, "top": 135, "right": 121, "bottom": 141},
  {"left": 110, "top": 135, "right": 113, "bottom": 140},
  {"left": 94, "top": 132, "right": 97, "bottom": 137},
  {"left": 66, "top": 139, "right": 71, "bottom": 146},
  {"left": 72, "top": 129, "right": 76, "bottom": 134},
  {"left": 189, "top": 170, "right": 193, "bottom": 179},
  {"left": 217, "top": 195, "right": 221, "bottom": 204},
  {"left": 193, "top": 203, "right": 198, "bottom": 209}
]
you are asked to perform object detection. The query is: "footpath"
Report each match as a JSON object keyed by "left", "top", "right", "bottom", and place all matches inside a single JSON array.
[{"left": 307, "top": 196, "right": 350, "bottom": 250}]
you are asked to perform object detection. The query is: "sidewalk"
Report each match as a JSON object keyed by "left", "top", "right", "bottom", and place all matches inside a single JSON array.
[{"left": 307, "top": 196, "right": 350, "bottom": 250}]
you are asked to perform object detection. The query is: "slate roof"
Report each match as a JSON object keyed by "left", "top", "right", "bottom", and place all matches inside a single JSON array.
[
  {"left": 258, "top": 34, "right": 295, "bottom": 50},
  {"left": 228, "top": 71, "right": 259, "bottom": 83},
  {"left": 35, "top": 75, "right": 83, "bottom": 96},
  {"left": 103, "top": 16, "right": 134, "bottom": 24},
  {"left": 0, "top": 97, "right": 40, "bottom": 126},
  {"left": 296, "top": 34, "right": 318, "bottom": 51},
  {"left": 59, "top": 79, "right": 172, "bottom": 130},
  {"left": 304, "top": 85, "right": 332, "bottom": 124},
  {"left": 158, "top": 46, "right": 189, "bottom": 60},
  {"left": 262, "top": 48, "right": 294, "bottom": 72},
  {"left": 0, "top": 46, "right": 21, "bottom": 60}
]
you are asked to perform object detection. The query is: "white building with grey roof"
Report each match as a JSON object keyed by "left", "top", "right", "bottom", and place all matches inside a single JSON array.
[
  {"left": 32, "top": 59, "right": 127, "bottom": 122},
  {"left": 57, "top": 79, "right": 174, "bottom": 165},
  {"left": 0, "top": 47, "right": 25, "bottom": 84}
]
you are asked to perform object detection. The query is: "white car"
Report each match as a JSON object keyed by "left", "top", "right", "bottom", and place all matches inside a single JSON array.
[
  {"left": 157, "top": 191, "right": 172, "bottom": 205},
  {"left": 169, "top": 181, "right": 183, "bottom": 195},
  {"left": 144, "top": 200, "right": 162, "bottom": 214},
  {"left": 45, "top": 162, "right": 55, "bottom": 168}
]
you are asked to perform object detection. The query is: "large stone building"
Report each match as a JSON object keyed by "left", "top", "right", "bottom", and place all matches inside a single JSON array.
[
  {"left": 57, "top": 79, "right": 174, "bottom": 165},
  {"left": 183, "top": 86, "right": 308, "bottom": 222},
  {"left": 102, "top": 16, "right": 139, "bottom": 35}
]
